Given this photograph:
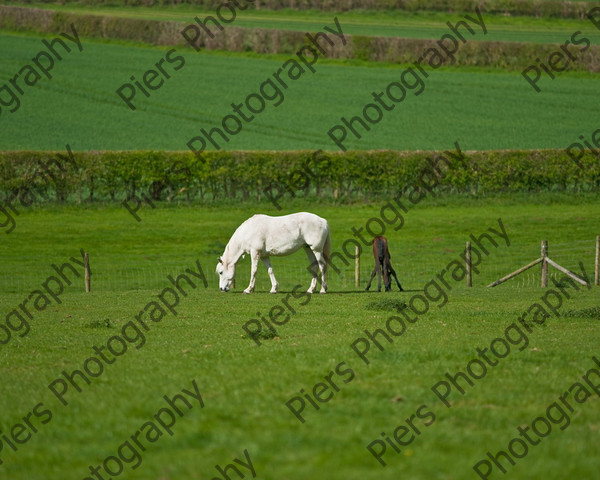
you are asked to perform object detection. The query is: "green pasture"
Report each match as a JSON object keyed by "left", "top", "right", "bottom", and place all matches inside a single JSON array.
[
  {"left": 1, "top": 3, "right": 599, "bottom": 478},
  {"left": 1, "top": 194, "right": 599, "bottom": 292},
  {"left": 5, "top": 2, "right": 600, "bottom": 44},
  {"left": 1, "top": 32, "right": 599, "bottom": 151},
  {"left": 0, "top": 198, "right": 599, "bottom": 480}
]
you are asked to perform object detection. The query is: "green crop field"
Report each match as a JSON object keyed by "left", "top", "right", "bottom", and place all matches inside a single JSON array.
[
  {"left": 1, "top": 32, "right": 599, "bottom": 151},
  {"left": 1, "top": 1, "right": 599, "bottom": 479}
]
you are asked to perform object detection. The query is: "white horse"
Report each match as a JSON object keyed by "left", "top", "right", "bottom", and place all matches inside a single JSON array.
[{"left": 216, "top": 212, "right": 330, "bottom": 294}]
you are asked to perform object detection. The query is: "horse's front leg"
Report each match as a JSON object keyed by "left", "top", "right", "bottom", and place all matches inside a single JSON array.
[
  {"left": 262, "top": 257, "right": 279, "bottom": 293},
  {"left": 244, "top": 251, "right": 260, "bottom": 294}
]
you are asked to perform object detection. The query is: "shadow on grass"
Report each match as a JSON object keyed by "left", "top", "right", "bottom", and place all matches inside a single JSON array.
[{"left": 222, "top": 289, "right": 422, "bottom": 294}]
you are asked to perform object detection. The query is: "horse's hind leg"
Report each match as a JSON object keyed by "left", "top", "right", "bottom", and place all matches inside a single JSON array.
[
  {"left": 312, "top": 250, "right": 328, "bottom": 294},
  {"left": 365, "top": 269, "right": 377, "bottom": 291},
  {"left": 262, "top": 257, "right": 279, "bottom": 294},
  {"left": 304, "top": 247, "right": 319, "bottom": 293}
]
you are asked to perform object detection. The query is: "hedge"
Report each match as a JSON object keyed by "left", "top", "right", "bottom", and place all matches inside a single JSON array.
[
  {"left": 4, "top": 0, "right": 599, "bottom": 20},
  {"left": 0, "top": 149, "right": 598, "bottom": 205},
  {"left": 1, "top": 6, "right": 599, "bottom": 72}
]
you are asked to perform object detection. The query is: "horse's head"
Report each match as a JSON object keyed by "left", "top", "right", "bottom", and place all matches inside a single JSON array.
[{"left": 216, "top": 257, "right": 235, "bottom": 292}]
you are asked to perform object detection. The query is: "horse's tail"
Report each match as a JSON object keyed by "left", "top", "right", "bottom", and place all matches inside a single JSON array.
[{"left": 323, "top": 226, "right": 331, "bottom": 266}]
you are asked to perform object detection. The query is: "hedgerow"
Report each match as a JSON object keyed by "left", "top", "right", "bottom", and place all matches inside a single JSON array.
[
  {"left": 0, "top": 149, "right": 598, "bottom": 204},
  {"left": 1, "top": 5, "right": 599, "bottom": 72},
  {"left": 3, "top": 0, "right": 597, "bottom": 19}
]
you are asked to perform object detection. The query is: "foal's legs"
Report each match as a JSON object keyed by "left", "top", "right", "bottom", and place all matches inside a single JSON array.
[
  {"left": 383, "top": 258, "right": 391, "bottom": 291},
  {"left": 388, "top": 265, "right": 404, "bottom": 291},
  {"left": 365, "top": 262, "right": 383, "bottom": 291},
  {"left": 365, "top": 268, "right": 377, "bottom": 291}
]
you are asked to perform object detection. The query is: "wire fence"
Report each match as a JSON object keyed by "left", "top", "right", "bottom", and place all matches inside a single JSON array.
[
  {"left": 317, "top": 238, "right": 597, "bottom": 290},
  {"left": 1, "top": 238, "right": 597, "bottom": 295}
]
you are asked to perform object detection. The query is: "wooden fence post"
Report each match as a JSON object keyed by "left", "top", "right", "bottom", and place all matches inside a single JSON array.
[
  {"left": 466, "top": 241, "right": 472, "bottom": 287},
  {"left": 540, "top": 240, "right": 548, "bottom": 288},
  {"left": 84, "top": 252, "right": 91, "bottom": 292},
  {"left": 489, "top": 238, "right": 589, "bottom": 288},
  {"left": 355, "top": 245, "right": 360, "bottom": 288},
  {"left": 595, "top": 235, "right": 599, "bottom": 286}
]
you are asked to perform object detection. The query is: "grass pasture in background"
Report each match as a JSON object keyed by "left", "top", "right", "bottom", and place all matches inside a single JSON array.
[{"left": 0, "top": 199, "right": 599, "bottom": 480}]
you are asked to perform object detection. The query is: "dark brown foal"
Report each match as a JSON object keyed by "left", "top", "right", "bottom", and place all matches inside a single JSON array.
[{"left": 365, "top": 236, "right": 404, "bottom": 292}]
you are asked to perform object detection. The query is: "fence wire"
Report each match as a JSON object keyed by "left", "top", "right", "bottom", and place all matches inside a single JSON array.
[{"left": 1, "top": 239, "right": 596, "bottom": 295}]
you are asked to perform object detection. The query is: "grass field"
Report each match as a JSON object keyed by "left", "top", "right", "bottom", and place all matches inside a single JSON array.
[
  {"left": 1, "top": 31, "right": 599, "bottom": 151},
  {"left": 1, "top": 3, "right": 599, "bottom": 479},
  {"left": 0, "top": 198, "right": 599, "bottom": 480}
]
